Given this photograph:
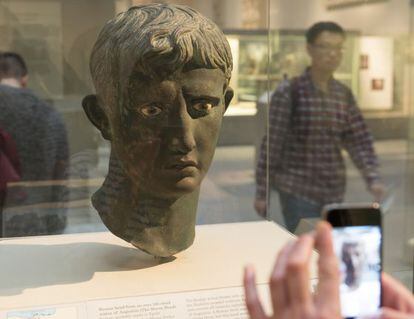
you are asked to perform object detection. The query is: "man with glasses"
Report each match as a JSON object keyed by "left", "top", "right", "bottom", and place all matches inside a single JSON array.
[{"left": 255, "top": 22, "right": 384, "bottom": 232}]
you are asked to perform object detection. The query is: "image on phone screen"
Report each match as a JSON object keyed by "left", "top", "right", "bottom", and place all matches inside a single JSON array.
[{"left": 332, "top": 225, "right": 382, "bottom": 318}]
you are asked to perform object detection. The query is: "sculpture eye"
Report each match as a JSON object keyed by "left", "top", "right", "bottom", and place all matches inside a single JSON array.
[
  {"left": 192, "top": 101, "right": 214, "bottom": 113},
  {"left": 138, "top": 104, "right": 163, "bottom": 118}
]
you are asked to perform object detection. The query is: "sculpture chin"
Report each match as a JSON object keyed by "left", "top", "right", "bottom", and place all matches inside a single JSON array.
[
  {"left": 136, "top": 168, "right": 204, "bottom": 199},
  {"left": 167, "top": 177, "right": 202, "bottom": 197}
]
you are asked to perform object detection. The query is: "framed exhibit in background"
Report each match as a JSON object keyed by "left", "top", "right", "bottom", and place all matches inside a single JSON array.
[{"left": 359, "top": 36, "right": 394, "bottom": 110}]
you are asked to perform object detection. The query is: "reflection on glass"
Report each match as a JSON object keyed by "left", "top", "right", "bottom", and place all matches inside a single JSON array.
[
  {"left": 255, "top": 22, "right": 384, "bottom": 232},
  {"left": 0, "top": 0, "right": 272, "bottom": 239},
  {"left": 0, "top": 0, "right": 411, "bottom": 286},
  {"left": 0, "top": 52, "right": 69, "bottom": 237}
]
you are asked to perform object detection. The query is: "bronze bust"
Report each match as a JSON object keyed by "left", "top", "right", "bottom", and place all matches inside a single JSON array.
[{"left": 82, "top": 4, "right": 233, "bottom": 257}]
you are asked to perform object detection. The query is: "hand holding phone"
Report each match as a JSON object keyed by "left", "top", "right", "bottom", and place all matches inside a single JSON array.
[
  {"left": 243, "top": 222, "right": 342, "bottom": 319},
  {"left": 243, "top": 218, "right": 414, "bottom": 319},
  {"left": 324, "top": 203, "right": 382, "bottom": 319}
]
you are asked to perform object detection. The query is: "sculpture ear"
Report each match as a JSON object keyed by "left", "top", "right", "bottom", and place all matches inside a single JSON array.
[
  {"left": 82, "top": 94, "right": 111, "bottom": 140},
  {"left": 224, "top": 87, "right": 234, "bottom": 112}
]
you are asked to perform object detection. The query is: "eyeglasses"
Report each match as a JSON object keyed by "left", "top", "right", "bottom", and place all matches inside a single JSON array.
[{"left": 312, "top": 44, "right": 345, "bottom": 54}]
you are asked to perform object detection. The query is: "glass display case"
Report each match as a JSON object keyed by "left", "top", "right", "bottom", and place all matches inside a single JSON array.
[{"left": 0, "top": 0, "right": 413, "bottom": 315}]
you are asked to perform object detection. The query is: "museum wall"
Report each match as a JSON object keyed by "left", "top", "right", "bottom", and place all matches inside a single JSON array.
[
  {"left": 265, "top": 0, "right": 413, "bottom": 143},
  {"left": 271, "top": 0, "right": 411, "bottom": 36}
]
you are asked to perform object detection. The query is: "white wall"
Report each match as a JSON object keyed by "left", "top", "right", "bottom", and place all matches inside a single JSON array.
[
  {"left": 270, "top": 0, "right": 411, "bottom": 35},
  {"left": 359, "top": 37, "right": 394, "bottom": 109}
]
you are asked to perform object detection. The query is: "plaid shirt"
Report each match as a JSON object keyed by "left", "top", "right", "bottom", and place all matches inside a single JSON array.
[{"left": 256, "top": 68, "right": 380, "bottom": 205}]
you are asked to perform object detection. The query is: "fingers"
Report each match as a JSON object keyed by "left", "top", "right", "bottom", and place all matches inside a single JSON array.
[
  {"left": 249, "top": 222, "right": 343, "bottom": 319},
  {"left": 285, "top": 235, "right": 314, "bottom": 307},
  {"left": 382, "top": 273, "right": 414, "bottom": 312},
  {"left": 269, "top": 241, "right": 295, "bottom": 314},
  {"left": 244, "top": 265, "right": 268, "bottom": 319},
  {"left": 268, "top": 236, "right": 315, "bottom": 318},
  {"left": 244, "top": 237, "right": 314, "bottom": 319},
  {"left": 286, "top": 235, "right": 315, "bottom": 317},
  {"left": 314, "top": 221, "right": 341, "bottom": 306}
]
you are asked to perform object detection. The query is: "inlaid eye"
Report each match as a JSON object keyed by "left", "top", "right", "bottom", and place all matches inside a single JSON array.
[
  {"left": 193, "top": 101, "right": 214, "bottom": 112},
  {"left": 138, "top": 104, "right": 163, "bottom": 118}
]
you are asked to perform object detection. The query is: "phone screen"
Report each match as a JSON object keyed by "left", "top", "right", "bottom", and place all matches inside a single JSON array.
[{"left": 332, "top": 225, "right": 382, "bottom": 318}]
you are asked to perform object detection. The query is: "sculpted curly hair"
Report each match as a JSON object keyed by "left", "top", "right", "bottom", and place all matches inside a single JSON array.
[{"left": 90, "top": 4, "right": 233, "bottom": 112}]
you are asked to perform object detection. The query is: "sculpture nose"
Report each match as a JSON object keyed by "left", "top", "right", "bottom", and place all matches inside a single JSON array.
[{"left": 167, "top": 99, "right": 196, "bottom": 154}]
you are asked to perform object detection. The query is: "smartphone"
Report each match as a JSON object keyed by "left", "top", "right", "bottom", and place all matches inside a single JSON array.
[{"left": 323, "top": 203, "right": 382, "bottom": 319}]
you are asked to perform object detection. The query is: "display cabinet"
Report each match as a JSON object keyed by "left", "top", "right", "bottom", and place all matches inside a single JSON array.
[{"left": 0, "top": 2, "right": 413, "bottom": 314}]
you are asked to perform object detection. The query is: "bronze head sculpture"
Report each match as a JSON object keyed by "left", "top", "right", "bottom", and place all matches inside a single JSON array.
[
  {"left": 342, "top": 241, "right": 366, "bottom": 290},
  {"left": 82, "top": 4, "right": 233, "bottom": 257}
]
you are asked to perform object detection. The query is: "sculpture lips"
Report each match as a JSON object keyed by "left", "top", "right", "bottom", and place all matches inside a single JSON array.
[{"left": 165, "top": 159, "right": 198, "bottom": 172}]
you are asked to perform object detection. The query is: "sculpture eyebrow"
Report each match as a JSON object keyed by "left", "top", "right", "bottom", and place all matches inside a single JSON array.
[{"left": 184, "top": 94, "right": 221, "bottom": 105}]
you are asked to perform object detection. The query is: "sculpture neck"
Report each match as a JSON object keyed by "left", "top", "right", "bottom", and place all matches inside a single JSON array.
[{"left": 92, "top": 153, "right": 199, "bottom": 257}]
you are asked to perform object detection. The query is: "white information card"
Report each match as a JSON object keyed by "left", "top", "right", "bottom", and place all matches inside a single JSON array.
[{"left": 1, "top": 285, "right": 271, "bottom": 319}]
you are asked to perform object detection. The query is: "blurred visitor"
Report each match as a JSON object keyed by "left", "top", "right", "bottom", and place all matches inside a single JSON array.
[
  {"left": 255, "top": 22, "right": 384, "bottom": 232},
  {"left": 0, "top": 127, "right": 21, "bottom": 236},
  {"left": 0, "top": 52, "right": 69, "bottom": 236}
]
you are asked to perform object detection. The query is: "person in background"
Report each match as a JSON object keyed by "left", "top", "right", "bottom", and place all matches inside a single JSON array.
[
  {"left": 0, "top": 52, "right": 69, "bottom": 236},
  {"left": 0, "top": 126, "right": 21, "bottom": 236},
  {"left": 254, "top": 22, "right": 385, "bottom": 232},
  {"left": 243, "top": 221, "right": 414, "bottom": 319}
]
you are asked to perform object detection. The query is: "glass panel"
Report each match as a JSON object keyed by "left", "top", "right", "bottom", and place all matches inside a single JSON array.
[
  {"left": 0, "top": 0, "right": 269, "bottom": 240},
  {"left": 0, "top": 0, "right": 412, "bottom": 291},
  {"left": 264, "top": 0, "right": 413, "bottom": 289}
]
